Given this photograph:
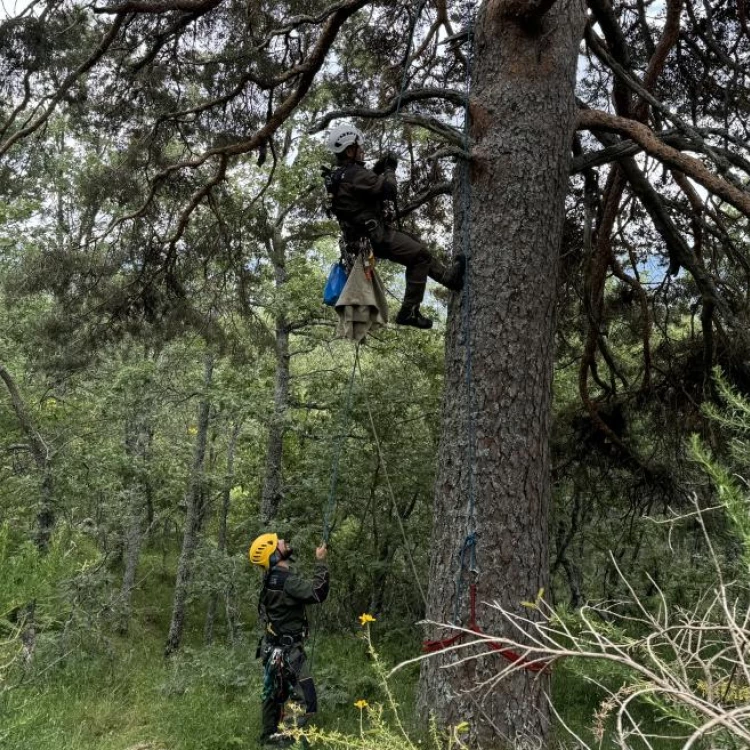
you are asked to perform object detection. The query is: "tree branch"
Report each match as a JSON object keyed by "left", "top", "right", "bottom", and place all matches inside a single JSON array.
[
  {"left": 94, "top": 0, "right": 222, "bottom": 13},
  {"left": 308, "top": 87, "right": 467, "bottom": 134},
  {"left": 0, "top": 14, "right": 126, "bottom": 158},
  {"left": 577, "top": 109, "right": 750, "bottom": 218},
  {"left": 398, "top": 181, "right": 452, "bottom": 217}
]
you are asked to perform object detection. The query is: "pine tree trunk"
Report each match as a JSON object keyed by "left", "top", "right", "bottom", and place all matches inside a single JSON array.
[
  {"left": 261, "top": 232, "right": 290, "bottom": 524},
  {"left": 205, "top": 420, "right": 241, "bottom": 645},
  {"left": 165, "top": 354, "right": 214, "bottom": 656},
  {"left": 418, "top": 0, "right": 586, "bottom": 745}
]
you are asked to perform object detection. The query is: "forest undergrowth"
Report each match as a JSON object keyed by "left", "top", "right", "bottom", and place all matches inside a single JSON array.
[{"left": 1, "top": 546, "right": 689, "bottom": 750}]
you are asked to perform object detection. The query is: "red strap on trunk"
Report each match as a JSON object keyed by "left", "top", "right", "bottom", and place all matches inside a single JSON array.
[{"left": 422, "top": 584, "right": 550, "bottom": 673}]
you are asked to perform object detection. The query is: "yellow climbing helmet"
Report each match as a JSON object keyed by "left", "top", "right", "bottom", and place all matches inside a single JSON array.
[{"left": 249, "top": 532, "right": 279, "bottom": 569}]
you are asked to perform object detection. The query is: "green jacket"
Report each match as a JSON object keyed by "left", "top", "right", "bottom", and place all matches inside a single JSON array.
[{"left": 260, "top": 563, "right": 330, "bottom": 637}]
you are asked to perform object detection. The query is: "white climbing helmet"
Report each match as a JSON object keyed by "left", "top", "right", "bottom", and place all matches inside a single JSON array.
[{"left": 327, "top": 124, "right": 365, "bottom": 154}]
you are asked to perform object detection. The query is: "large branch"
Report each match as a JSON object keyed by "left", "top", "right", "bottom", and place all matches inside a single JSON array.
[
  {"left": 633, "top": 0, "right": 682, "bottom": 121},
  {"left": 94, "top": 0, "right": 221, "bottom": 12},
  {"left": 586, "top": 31, "right": 742, "bottom": 184},
  {"left": 570, "top": 131, "right": 750, "bottom": 177},
  {"left": 577, "top": 109, "right": 750, "bottom": 218},
  {"left": 308, "top": 87, "right": 467, "bottom": 133},
  {"left": 589, "top": 128, "right": 750, "bottom": 352},
  {"left": 109, "top": 0, "right": 373, "bottom": 231}
]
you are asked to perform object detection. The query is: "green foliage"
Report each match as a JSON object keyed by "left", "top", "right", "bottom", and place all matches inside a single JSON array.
[{"left": 0, "top": 524, "right": 100, "bottom": 619}]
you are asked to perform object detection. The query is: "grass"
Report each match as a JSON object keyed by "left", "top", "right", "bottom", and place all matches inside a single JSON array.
[
  {"left": 0, "top": 546, "right": 420, "bottom": 750},
  {"left": 0, "top": 548, "right": 687, "bottom": 750},
  {"left": 1, "top": 626, "right": 419, "bottom": 749}
]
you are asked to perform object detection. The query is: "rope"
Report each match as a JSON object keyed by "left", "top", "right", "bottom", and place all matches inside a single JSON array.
[
  {"left": 322, "top": 343, "right": 360, "bottom": 543},
  {"left": 311, "top": 343, "right": 360, "bottom": 674},
  {"left": 356, "top": 354, "right": 428, "bottom": 610},
  {"left": 452, "top": 0, "right": 478, "bottom": 632}
]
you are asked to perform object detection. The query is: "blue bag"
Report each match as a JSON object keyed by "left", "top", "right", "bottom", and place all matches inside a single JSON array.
[{"left": 323, "top": 261, "right": 348, "bottom": 306}]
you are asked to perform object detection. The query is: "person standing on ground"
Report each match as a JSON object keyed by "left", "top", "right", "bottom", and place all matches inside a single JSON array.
[{"left": 249, "top": 533, "right": 329, "bottom": 745}]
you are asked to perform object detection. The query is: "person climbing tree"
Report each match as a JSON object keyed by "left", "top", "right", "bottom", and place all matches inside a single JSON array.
[
  {"left": 249, "top": 533, "right": 329, "bottom": 746},
  {"left": 325, "top": 123, "right": 465, "bottom": 329}
]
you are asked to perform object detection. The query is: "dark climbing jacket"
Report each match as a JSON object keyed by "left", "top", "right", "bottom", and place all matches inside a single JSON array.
[
  {"left": 259, "top": 563, "right": 330, "bottom": 639},
  {"left": 328, "top": 162, "right": 398, "bottom": 238}
]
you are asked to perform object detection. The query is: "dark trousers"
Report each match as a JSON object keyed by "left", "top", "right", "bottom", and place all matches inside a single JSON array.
[
  {"left": 261, "top": 642, "right": 317, "bottom": 738},
  {"left": 370, "top": 226, "right": 451, "bottom": 308}
]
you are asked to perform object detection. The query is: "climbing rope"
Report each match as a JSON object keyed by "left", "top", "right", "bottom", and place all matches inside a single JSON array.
[
  {"left": 322, "top": 343, "right": 360, "bottom": 543},
  {"left": 356, "top": 354, "right": 428, "bottom": 610}
]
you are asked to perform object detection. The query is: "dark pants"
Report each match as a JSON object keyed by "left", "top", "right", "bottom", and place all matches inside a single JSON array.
[
  {"left": 370, "top": 226, "right": 451, "bottom": 308},
  {"left": 261, "top": 642, "right": 317, "bottom": 738}
]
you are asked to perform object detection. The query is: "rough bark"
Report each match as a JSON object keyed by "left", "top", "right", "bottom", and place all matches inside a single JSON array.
[
  {"left": 205, "top": 420, "right": 241, "bottom": 645},
  {"left": 418, "top": 0, "right": 586, "bottom": 744},
  {"left": 260, "top": 230, "right": 290, "bottom": 524},
  {"left": 0, "top": 361, "right": 54, "bottom": 551},
  {"left": 165, "top": 354, "right": 214, "bottom": 656}
]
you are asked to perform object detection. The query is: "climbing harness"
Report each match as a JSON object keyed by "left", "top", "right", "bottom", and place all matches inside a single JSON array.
[{"left": 321, "top": 164, "right": 378, "bottom": 278}]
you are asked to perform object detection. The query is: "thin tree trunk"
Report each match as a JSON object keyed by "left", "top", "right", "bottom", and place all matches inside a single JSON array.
[
  {"left": 165, "top": 354, "right": 214, "bottom": 656},
  {"left": 261, "top": 232, "right": 290, "bottom": 524},
  {"left": 419, "top": 0, "right": 586, "bottom": 745},
  {"left": 0, "top": 362, "right": 54, "bottom": 551},
  {"left": 205, "top": 420, "right": 241, "bottom": 645},
  {"left": 118, "top": 414, "right": 152, "bottom": 634}
]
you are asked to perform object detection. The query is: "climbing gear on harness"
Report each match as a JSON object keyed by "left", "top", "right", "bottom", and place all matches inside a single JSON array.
[
  {"left": 321, "top": 164, "right": 377, "bottom": 272},
  {"left": 250, "top": 533, "right": 279, "bottom": 569},
  {"left": 327, "top": 124, "right": 365, "bottom": 154},
  {"left": 396, "top": 304, "right": 433, "bottom": 329},
  {"left": 263, "top": 645, "right": 296, "bottom": 703}
]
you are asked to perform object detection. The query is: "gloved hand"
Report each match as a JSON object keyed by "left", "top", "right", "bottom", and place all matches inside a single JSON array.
[{"left": 372, "top": 151, "right": 398, "bottom": 174}]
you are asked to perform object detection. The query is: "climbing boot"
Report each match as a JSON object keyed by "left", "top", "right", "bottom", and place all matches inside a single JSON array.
[
  {"left": 263, "top": 732, "right": 295, "bottom": 747},
  {"left": 395, "top": 305, "right": 433, "bottom": 329},
  {"left": 432, "top": 253, "right": 466, "bottom": 291}
]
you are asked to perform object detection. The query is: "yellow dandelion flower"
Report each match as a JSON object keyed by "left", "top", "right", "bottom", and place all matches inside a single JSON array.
[
  {"left": 358, "top": 613, "right": 376, "bottom": 626},
  {"left": 354, "top": 699, "right": 369, "bottom": 710}
]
